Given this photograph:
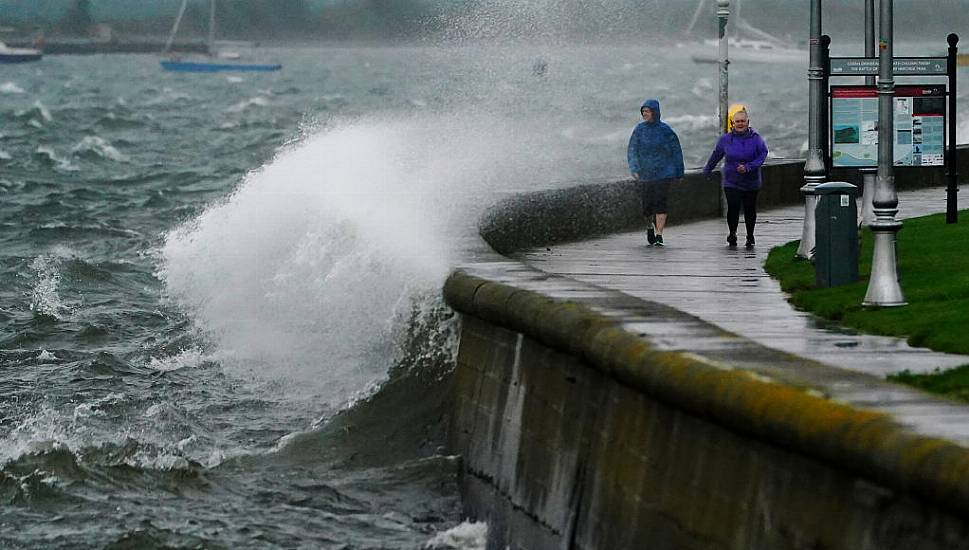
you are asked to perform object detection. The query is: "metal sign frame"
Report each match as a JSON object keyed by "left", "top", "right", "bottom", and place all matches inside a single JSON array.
[
  {"left": 823, "top": 34, "right": 959, "bottom": 223},
  {"left": 829, "top": 56, "right": 948, "bottom": 76},
  {"left": 829, "top": 84, "right": 947, "bottom": 168}
]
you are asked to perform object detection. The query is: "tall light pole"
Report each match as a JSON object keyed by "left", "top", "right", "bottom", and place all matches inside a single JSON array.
[
  {"left": 863, "top": 0, "right": 906, "bottom": 306},
  {"left": 718, "top": 0, "right": 730, "bottom": 216},
  {"left": 859, "top": 0, "right": 877, "bottom": 226},
  {"left": 797, "top": 0, "right": 826, "bottom": 259},
  {"left": 718, "top": 0, "right": 729, "bottom": 134}
]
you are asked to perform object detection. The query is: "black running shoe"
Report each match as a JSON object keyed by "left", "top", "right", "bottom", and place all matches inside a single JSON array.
[
  {"left": 727, "top": 233, "right": 737, "bottom": 247},
  {"left": 654, "top": 234, "right": 664, "bottom": 247},
  {"left": 646, "top": 224, "right": 656, "bottom": 245},
  {"left": 745, "top": 236, "right": 755, "bottom": 250}
]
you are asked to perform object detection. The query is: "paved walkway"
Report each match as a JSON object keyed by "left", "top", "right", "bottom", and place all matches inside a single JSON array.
[{"left": 519, "top": 184, "right": 969, "bottom": 377}]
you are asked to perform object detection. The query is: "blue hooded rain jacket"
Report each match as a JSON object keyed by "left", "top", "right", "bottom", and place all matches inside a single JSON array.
[{"left": 627, "top": 99, "right": 685, "bottom": 183}]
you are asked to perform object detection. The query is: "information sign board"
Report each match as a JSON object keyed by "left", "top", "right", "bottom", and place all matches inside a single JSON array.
[
  {"left": 829, "top": 57, "right": 948, "bottom": 76},
  {"left": 830, "top": 85, "right": 946, "bottom": 167}
]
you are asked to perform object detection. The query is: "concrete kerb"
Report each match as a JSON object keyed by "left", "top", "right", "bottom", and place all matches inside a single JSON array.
[{"left": 444, "top": 268, "right": 969, "bottom": 517}]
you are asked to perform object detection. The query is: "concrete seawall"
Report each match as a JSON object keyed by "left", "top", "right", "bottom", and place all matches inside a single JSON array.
[
  {"left": 481, "top": 148, "right": 969, "bottom": 254},
  {"left": 446, "top": 152, "right": 969, "bottom": 549}
]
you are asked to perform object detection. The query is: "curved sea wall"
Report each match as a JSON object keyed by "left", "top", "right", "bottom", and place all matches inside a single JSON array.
[
  {"left": 481, "top": 151, "right": 969, "bottom": 254},
  {"left": 445, "top": 154, "right": 969, "bottom": 549}
]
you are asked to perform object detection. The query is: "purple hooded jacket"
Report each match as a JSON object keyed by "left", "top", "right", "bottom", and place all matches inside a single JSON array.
[{"left": 703, "top": 128, "right": 769, "bottom": 191}]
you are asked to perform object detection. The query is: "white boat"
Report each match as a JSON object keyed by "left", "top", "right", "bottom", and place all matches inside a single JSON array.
[
  {"left": 681, "top": 0, "right": 806, "bottom": 65},
  {"left": 160, "top": 0, "right": 281, "bottom": 73},
  {"left": 0, "top": 41, "right": 42, "bottom": 63},
  {"left": 689, "top": 37, "right": 806, "bottom": 65}
]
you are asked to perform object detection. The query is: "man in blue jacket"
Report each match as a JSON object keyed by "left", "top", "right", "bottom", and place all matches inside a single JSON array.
[{"left": 627, "top": 99, "right": 685, "bottom": 247}]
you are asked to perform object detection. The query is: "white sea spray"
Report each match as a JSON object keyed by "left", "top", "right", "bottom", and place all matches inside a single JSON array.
[
  {"left": 425, "top": 521, "right": 488, "bottom": 550},
  {"left": 71, "top": 135, "right": 128, "bottom": 162}
]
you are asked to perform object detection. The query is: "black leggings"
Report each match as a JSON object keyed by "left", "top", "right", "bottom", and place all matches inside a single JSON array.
[{"left": 724, "top": 188, "right": 758, "bottom": 237}]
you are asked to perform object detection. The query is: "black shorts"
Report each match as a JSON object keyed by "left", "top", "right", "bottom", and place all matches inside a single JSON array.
[{"left": 641, "top": 178, "right": 673, "bottom": 216}]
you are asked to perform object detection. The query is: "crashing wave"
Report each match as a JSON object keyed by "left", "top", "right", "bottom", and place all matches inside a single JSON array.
[
  {"left": 28, "top": 254, "right": 72, "bottom": 319},
  {"left": 71, "top": 136, "right": 128, "bottom": 163},
  {"left": 425, "top": 521, "right": 488, "bottom": 549}
]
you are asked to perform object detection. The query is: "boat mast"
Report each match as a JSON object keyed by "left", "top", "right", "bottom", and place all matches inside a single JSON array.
[
  {"left": 208, "top": 0, "right": 217, "bottom": 56},
  {"left": 164, "top": 0, "right": 190, "bottom": 54},
  {"left": 684, "top": 0, "right": 706, "bottom": 36}
]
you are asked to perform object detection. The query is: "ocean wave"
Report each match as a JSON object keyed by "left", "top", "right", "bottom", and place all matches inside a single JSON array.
[
  {"left": 102, "top": 522, "right": 216, "bottom": 550},
  {"left": 1, "top": 400, "right": 209, "bottom": 478},
  {"left": 33, "top": 146, "right": 78, "bottom": 172},
  {"left": 426, "top": 521, "right": 488, "bottom": 550},
  {"left": 96, "top": 111, "right": 147, "bottom": 130},
  {"left": 62, "top": 257, "right": 117, "bottom": 283},
  {"left": 71, "top": 136, "right": 127, "bottom": 163},
  {"left": 0, "top": 446, "right": 80, "bottom": 506},
  {"left": 0, "top": 81, "right": 25, "bottom": 94},
  {"left": 145, "top": 87, "right": 192, "bottom": 106},
  {"left": 225, "top": 96, "right": 270, "bottom": 114},
  {"left": 691, "top": 77, "right": 714, "bottom": 98},
  {"left": 14, "top": 100, "right": 53, "bottom": 124},
  {"left": 28, "top": 254, "right": 73, "bottom": 320},
  {"left": 664, "top": 113, "right": 717, "bottom": 132},
  {"left": 146, "top": 347, "right": 207, "bottom": 372}
]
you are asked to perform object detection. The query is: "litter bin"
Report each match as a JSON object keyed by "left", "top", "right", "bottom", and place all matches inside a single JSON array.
[{"left": 814, "top": 182, "right": 859, "bottom": 288}]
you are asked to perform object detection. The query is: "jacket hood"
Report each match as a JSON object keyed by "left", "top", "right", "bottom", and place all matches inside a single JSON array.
[
  {"left": 726, "top": 103, "right": 747, "bottom": 132},
  {"left": 641, "top": 99, "right": 661, "bottom": 122}
]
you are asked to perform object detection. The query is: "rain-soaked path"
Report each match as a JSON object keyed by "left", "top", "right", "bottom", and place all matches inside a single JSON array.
[{"left": 518, "top": 184, "right": 969, "bottom": 377}]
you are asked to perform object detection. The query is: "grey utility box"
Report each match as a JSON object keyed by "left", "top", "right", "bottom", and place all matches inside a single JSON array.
[{"left": 815, "top": 182, "right": 859, "bottom": 288}]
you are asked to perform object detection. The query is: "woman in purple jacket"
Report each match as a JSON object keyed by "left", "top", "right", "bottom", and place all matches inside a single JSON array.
[{"left": 703, "top": 108, "right": 769, "bottom": 249}]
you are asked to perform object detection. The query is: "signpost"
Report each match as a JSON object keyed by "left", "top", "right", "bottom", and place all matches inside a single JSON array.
[
  {"left": 826, "top": 38, "right": 959, "bottom": 223},
  {"left": 831, "top": 85, "right": 946, "bottom": 168},
  {"left": 829, "top": 57, "right": 947, "bottom": 75}
]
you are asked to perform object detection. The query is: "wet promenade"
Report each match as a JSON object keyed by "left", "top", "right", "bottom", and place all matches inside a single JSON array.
[{"left": 518, "top": 184, "right": 969, "bottom": 377}]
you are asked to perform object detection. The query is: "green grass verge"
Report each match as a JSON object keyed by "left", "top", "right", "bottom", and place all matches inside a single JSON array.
[
  {"left": 887, "top": 365, "right": 969, "bottom": 403},
  {"left": 765, "top": 210, "right": 969, "bottom": 401}
]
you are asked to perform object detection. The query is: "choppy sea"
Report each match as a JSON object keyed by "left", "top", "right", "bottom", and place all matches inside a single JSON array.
[{"left": 1, "top": 40, "right": 966, "bottom": 548}]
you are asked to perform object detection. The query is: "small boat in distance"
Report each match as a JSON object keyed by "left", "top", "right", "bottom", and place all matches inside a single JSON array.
[
  {"left": 160, "top": 0, "right": 281, "bottom": 73},
  {"left": 0, "top": 41, "right": 43, "bottom": 63},
  {"left": 688, "top": 37, "right": 806, "bottom": 65},
  {"left": 681, "top": 0, "right": 806, "bottom": 65}
]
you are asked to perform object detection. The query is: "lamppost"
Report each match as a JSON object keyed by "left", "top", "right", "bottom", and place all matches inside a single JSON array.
[
  {"left": 796, "top": 0, "right": 826, "bottom": 259},
  {"left": 718, "top": 0, "right": 730, "bottom": 216},
  {"left": 859, "top": 0, "right": 877, "bottom": 226},
  {"left": 718, "top": 0, "right": 729, "bottom": 133},
  {"left": 863, "top": 0, "right": 906, "bottom": 306}
]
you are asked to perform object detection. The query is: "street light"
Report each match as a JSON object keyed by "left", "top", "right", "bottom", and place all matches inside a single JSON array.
[
  {"left": 797, "top": 0, "right": 826, "bottom": 259},
  {"left": 859, "top": 0, "right": 877, "bottom": 226},
  {"left": 717, "top": 0, "right": 729, "bottom": 134},
  {"left": 863, "top": 0, "right": 906, "bottom": 306},
  {"left": 718, "top": 0, "right": 730, "bottom": 216}
]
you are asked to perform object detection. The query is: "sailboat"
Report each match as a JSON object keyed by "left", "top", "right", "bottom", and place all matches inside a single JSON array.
[
  {"left": 0, "top": 41, "right": 43, "bottom": 63},
  {"left": 160, "top": 0, "right": 281, "bottom": 73},
  {"left": 680, "top": 0, "right": 805, "bottom": 65}
]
